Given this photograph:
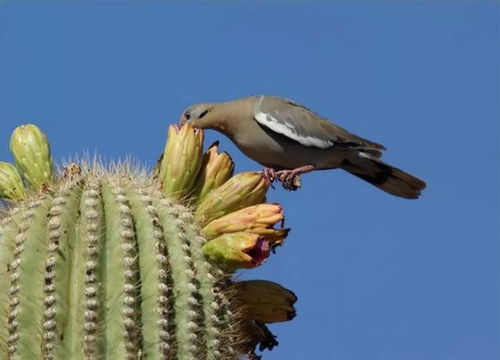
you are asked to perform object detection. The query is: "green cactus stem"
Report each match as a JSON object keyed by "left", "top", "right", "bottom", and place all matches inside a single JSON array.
[
  {"left": 0, "top": 123, "right": 297, "bottom": 360},
  {"left": 0, "top": 171, "right": 239, "bottom": 360}
]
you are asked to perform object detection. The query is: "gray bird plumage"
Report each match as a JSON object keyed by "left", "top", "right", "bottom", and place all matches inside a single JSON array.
[
  {"left": 180, "top": 95, "right": 426, "bottom": 199},
  {"left": 254, "top": 96, "right": 385, "bottom": 153}
]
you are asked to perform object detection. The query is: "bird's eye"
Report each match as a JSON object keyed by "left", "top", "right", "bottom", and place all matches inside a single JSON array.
[
  {"left": 199, "top": 110, "right": 208, "bottom": 119},
  {"left": 184, "top": 110, "right": 191, "bottom": 120}
]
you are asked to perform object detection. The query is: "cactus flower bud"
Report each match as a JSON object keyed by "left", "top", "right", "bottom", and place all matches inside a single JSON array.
[
  {"left": 232, "top": 280, "right": 297, "bottom": 323},
  {"left": 202, "top": 232, "right": 270, "bottom": 269},
  {"left": 202, "top": 203, "right": 289, "bottom": 246},
  {"left": 191, "top": 142, "right": 234, "bottom": 204},
  {"left": 159, "top": 123, "right": 204, "bottom": 199},
  {"left": 0, "top": 162, "right": 27, "bottom": 201},
  {"left": 195, "top": 172, "right": 269, "bottom": 226},
  {"left": 9, "top": 124, "right": 53, "bottom": 190}
]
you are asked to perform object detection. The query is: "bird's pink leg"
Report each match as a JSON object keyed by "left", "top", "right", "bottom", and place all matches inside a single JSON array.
[
  {"left": 276, "top": 165, "right": 315, "bottom": 183},
  {"left": 262, "top": 167, "right": 278, "bottom": 185}
]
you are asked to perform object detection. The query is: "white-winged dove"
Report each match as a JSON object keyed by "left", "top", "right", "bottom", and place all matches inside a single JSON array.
[{"left": 179, "top": 95, "right": 426, "bottom": 199}]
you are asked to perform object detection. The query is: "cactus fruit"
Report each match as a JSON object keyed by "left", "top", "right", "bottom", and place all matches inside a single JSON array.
[
  {"left": 0, "top": 123, "right": 296, "bottom": 359},
  {"left": 10, "top": 124, "right": 53, "bottom": 191},
  {"left": 202, "top": 232, "right": 271, "bottom": 269},
  {"left": 231, "top": 280, "right": 297, "bottom": 324},
  {"left": 0, "top": 162, "right": 26, "bottom": 201}
]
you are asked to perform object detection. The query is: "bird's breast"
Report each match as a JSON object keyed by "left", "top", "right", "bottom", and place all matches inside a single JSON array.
[{"left": 230, "top": 121, "right": 345, "bottom": 170}]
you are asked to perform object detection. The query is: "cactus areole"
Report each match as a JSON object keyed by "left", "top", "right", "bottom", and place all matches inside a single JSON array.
[{"left": 0, "top": 123, "right": 296, "bottom": 359}]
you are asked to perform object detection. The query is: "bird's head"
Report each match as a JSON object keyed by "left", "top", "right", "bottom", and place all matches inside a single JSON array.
[{"left": 179, "top": 103, "right": 216, "bottom": 129}]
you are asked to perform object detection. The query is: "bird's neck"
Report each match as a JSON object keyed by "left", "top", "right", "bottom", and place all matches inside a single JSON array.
[{"left": 207, "top": 99, "right": 253, "bottom": 139}]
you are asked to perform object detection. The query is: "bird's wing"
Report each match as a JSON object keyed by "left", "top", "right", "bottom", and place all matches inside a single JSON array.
[{"left": 253, "top": 96, "right": 386, "bottom": 152}]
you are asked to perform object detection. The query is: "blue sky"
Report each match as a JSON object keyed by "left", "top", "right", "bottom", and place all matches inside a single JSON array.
[{"left": 1, "top": 2, "right": 498, "bottom": 359}]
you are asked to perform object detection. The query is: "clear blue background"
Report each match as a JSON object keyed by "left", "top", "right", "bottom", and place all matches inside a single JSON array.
[{"left": 1, "top": 2, "right": 498, "bottom": 359}]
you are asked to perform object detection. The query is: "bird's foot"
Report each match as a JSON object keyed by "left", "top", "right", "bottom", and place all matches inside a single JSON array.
[
  {"left": 276, "top": 165, "right": 315, "bottom": 182},
  {"left": 276, "top": 165, "right": 314, "bottom": 191},
  {"left": 262, "top": 168, "right": 278, "bottom": 186},
  {"left": 262, "top": 165, "right": 314, "bottom": 191}
]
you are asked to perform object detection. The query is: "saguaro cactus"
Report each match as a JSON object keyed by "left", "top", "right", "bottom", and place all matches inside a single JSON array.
[{"left": 0, "top": 123, "right": 296, "bottom": 359}]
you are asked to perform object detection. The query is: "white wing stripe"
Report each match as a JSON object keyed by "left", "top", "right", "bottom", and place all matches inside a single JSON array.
[{"left": 255, "top": 112, "right": 334, "bottom": 149}]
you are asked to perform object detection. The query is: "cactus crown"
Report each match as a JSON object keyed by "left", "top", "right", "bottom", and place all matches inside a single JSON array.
[{"left": 0, "top": 123, "right": 296, "bottom": 359}]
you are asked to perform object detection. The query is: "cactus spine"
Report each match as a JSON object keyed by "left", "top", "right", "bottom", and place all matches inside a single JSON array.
[{"left": 0, "top": 123, "right": 296, "bottom": 359}]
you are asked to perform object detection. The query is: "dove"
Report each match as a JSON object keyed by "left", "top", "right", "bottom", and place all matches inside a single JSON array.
[{"left": 180, "top": 95, "right": 426, "bottom": 199}]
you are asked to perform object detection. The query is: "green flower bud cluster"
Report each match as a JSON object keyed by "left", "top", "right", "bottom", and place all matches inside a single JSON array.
[{"left": 0, "top": 124, "right": 53, "bottom": 201}]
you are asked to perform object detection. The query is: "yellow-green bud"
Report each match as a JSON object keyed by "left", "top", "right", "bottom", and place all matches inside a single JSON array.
[
  {"left": 202, "top": 232, "right": 270, "bottom": 269},
  {"left": 195, "top": 172, "right": 269, "bottom": 227},
  {"left": 159, "top": 123, "right": 204, "bottom": 200},
  {"left": 191, "top": 142, "right": 234, "bottom": 204},
  {"left": 232, "top": 280, "right": 297, "bottom": 323},
  {"left": 10, "top": 124, "right": 53, "bottom": 190},
  {"left": 202, "top": 203, "right": 289, "bottom": 246},
  {"left": 0, "top": 162, "right": 27, "bottom": 201}
]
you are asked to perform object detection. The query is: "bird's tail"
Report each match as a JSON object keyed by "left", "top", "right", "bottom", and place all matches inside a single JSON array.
[{"left": 341, "top": 152, "right": 426, "bottom": 199}]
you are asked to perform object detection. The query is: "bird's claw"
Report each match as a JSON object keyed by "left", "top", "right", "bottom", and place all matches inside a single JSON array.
[
  {"left": 276, "top": 170, "right": 302, "bottom": 191},
  {"left": 262, "top": 168, "right": 277, "bottom": 187},
  {"left": 276, "top": 170, "right": 292, "bottom": 183},
  {"left": 261, "top": 168, "right": 301, "bottom": 191}
]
